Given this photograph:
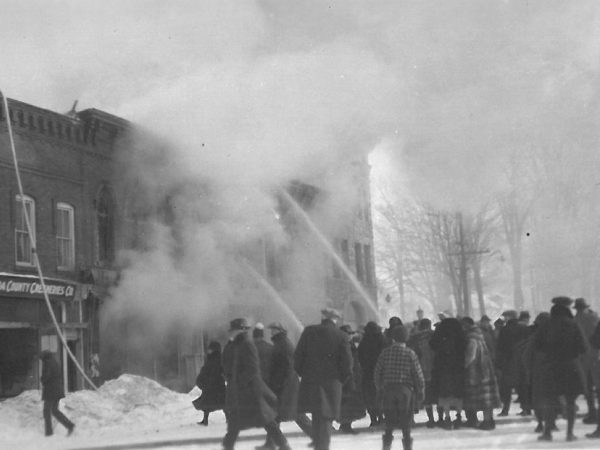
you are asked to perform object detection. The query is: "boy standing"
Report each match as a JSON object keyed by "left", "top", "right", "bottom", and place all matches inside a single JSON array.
[{"left": 374, "top": 325, "right": 424, "bottom": 450}]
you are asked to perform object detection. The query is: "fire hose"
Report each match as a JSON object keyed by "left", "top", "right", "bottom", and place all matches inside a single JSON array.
[{"left": 1, "top": 90, "right": 98, "bottom": 391}]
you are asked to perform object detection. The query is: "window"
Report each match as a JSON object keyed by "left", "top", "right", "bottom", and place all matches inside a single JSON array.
[
  {"left": 15, "top": 195, "right": 35, "bottom": 266},
  {"left": 97, "top": 187, "right": 114, "bottom": 264},
  {"left": 354, "top": 243, "right": 364, "bottom": 282},
  {"left": 364, "top": 244, "right": 372, "bottom": 285},
  {"left": 332, "top": 240, "right": 341, "bottom": 279},
  {"left": 341, "top": 240, "right": 350, "bottom": 268},
  {"left": 56, "top": 203, "right": 75, "bottom": 270}
]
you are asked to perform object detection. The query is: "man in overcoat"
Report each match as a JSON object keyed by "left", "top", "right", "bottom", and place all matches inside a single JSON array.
[
  {"left": 257, "top": 322, "right": 312, "bottom": 450},
  {"left": 221, "top": 318, "right": 290, "bottom": 450},
  {"left": 496, "top": 309, "right": 530, "bottom": 416},
  {"left": 573, "top": 297, "right": 600, "bottom": 423},
  {"left": 294, "top": 308, "right": 352, "bottom": 450},
  {"left": 40, "top": 350, "right": 75, "bottom": 437},
  {"left": 254, "top": 323, "right": 274, "bottom": 386}
]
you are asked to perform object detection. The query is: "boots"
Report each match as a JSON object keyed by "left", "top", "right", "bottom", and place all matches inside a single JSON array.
[
  {"left": 382, "top": 433, "right": 393, "bottom": 450},
  {"left": 586, "top": 428, "right": 600, "bottom": 439},
  {"left": 402, "top": 437, "right": 413, "bottom": 450}
]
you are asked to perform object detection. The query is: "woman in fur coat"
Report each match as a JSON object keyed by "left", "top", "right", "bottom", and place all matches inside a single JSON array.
[{"left": 461, "top": 317, "right": 500, "bottom": 430}]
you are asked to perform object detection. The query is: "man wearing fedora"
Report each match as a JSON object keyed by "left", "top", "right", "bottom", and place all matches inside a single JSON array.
[
  {"left": 574, "top": 298, "right": 600, "bottom": 424},
  {"left": 221, "top": 318, "right": 290, "bottom": 450},
  {"left": 294, "top": 307, "right": 352, "bottom": 450}
]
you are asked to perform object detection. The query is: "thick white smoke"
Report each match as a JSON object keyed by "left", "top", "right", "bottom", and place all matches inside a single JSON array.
[{"left": 3, "top": 0, "right": 600, "bottom": 329}]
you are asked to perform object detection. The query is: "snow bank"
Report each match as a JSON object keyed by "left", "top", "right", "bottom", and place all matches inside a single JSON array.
[{"left": 0, "top": 374, "right": 200, "bottom": 445}]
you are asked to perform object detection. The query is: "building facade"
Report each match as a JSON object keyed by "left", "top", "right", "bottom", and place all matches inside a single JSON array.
[
  {"left": 0, "top": 96, "right": 377, "bottom": 394},
  {"left": 0, "top": 98, "right": 125, "bottom": 397}
]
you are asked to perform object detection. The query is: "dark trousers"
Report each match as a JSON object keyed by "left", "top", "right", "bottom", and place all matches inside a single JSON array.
[
  {"left": 311, "top": 411, "right": 333, "bottom": 450},
  {"left": 263, "top": 413, "right": 313, "bottom": 447},
  {"left": 382, "top": 384, "right": 413, "bottom": 441},
  {"left": 43, "top": 399, "right": 74, "bottom": 436},
  {"left": 223, "top": 420, "right": 287, "bottom": 450}
]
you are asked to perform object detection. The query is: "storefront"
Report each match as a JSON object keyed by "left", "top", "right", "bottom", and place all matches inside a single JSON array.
[{"left": 0, "top": 273, "right": 84, "bottom": 397}]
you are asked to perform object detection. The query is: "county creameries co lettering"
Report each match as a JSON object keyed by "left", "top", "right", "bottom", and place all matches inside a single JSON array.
[{"left": 0, "top": 279, "right": 75, "bottom": 298}]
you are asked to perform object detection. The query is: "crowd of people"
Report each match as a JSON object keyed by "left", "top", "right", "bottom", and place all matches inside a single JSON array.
[{"left": 193, "top": 296, "right": 600, "bottom": 450}]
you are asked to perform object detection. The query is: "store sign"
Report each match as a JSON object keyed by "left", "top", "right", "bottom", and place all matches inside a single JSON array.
[{"left": 0, "top": 274, "right": 76, "bottom": 301}]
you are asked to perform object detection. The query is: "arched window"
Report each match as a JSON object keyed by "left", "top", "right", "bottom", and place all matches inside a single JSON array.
[
  {"left": 15, "top": 194, "right": 35, "bottom": 266},
  {"left": 97, "top": 187, "right": 114, "bottom": 265},
  {"left": 56, "top": 202, "right": 75, "bottom": 270}
]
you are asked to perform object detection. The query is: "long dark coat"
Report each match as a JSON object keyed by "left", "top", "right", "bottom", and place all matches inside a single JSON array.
[
  {"left": 522, "top": 330, "right": 554, "bottom": 411},
  {"left": 496, "top": 319, "right": 530, "bottom": 387},
  {"left": 408, "top": 328, "right": 435, "bottom": 405},
  {"left": 255, "top": 338, "right": 274, "bottom": 385},
  {"left": 41, "top": 352, "right": 64, "bottom": 401},
  {"left": 574, "top": 309, "right": 599, "bottom": 386},
  {"left": 268, "top": 332, "right": 299, "bottom": 422},
  {"left": 357, "top": 322, "right": 384, "bottom": 414},
  {"left": 340, "top": 343, "right": 366, "bottom": 423},
  {"left": 225, "top": 332, "right": 278, "bottom": 430},
  {"left": 294, "top": 319, "right": 352, "bottom": 420},
  {"left": 195, "top": 350, "right": 226, "bottom": 412},
  {"left": 429, "top": 318, "right": 465, "bottom": 400},
  {"left": 534, "top": 307, "right": 587, "bottom": 398},
  {"left": 463, "top": 326, "right": 500, "bottom": 411}
]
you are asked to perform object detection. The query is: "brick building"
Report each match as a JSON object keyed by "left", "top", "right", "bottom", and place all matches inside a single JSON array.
[
  {"left": 0, "top": 96, "right": 377, "bottom": 393},
  {"left": 0, "top": 97, "right": 126, "bottom": 396}
]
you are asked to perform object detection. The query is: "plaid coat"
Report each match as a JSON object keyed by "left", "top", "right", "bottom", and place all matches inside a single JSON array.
[{"left": 463, "top": 326, "right": 500, "bottom": 411}]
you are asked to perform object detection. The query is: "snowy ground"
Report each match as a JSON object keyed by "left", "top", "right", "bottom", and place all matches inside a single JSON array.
[{"left": 1, "top": 374, "right": 600, "bottom": 450}]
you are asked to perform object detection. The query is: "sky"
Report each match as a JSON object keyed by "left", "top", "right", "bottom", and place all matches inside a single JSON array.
[
  {"left": 3, "top": 1, "right": 600, "bottom": 329},
  {"left": 3, "top": 1, "right": 600, "bottom": 204}
]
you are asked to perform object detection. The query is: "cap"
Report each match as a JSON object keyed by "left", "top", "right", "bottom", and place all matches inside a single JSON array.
[
  {"left": 254, "top": 322, "right": 265, "bottom": 330},
  {"left": 321, "top": 307, "right": 342, "bottom": 320},
  {"left": 518, "top": 311, "right": 530, "bottom": 320},
  {"left": 229, "top": 318, "right": 251, "bottom": 331},
  {"left": 480, "top": 315, "right": 491, "bottom": 322},
  {"left": 501, "top": 310, "right": 518, "bottom": 320},
  {"left": 574, "top": 298, "right": 590, "bottom": 310}
]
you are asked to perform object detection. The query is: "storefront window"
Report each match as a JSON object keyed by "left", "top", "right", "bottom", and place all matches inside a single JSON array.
[{"left": 15, "top": 195, "right": 35, "bottom": 266}]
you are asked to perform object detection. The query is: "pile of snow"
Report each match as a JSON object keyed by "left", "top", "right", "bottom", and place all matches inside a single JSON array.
[{"left": 0, "top": 374, "right": 200, "bottom": 444}]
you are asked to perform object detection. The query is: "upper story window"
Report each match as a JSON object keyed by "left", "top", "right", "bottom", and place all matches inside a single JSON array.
[
  {"left": 331, "top": 239, "right": 342, "bottom": 279},
  {"left": 341, "top": 239, "right": 350, "bottom": 268},
  {"left": 56, "top": 203, "right": 75, "bottom": 270},
  {"left": 15, "top": 195, "right": 35, "bottom": 266},
  {"left": 354, "top": 243, "right": 364, "bottom": 282},
  {"left": 97, "top": 187, "right": 114, "bottom": 265},
  {"left": 363, "top": 244, "right": 372, "bottom": 285}
]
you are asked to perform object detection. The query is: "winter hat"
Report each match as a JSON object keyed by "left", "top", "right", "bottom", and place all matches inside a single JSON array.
[
  {"left": 574, "top": 298, "right": 590, "bottom": 310},
  {"left": 501, "top": 310, "right": 518, "bottom": 321},
  {"left": 229, "top": 318, "right": 251, "bottom": 331},
  {"left": 389, "top": 316, "right": 403, "bottom": 327},
  {"left": 208, "top": 341, "right": 221, "bottom": 352},
  {"left": 419, "top": 318, "right": 432, "bottom": 330},
  {"left": 518, "top": 311, "right": 530, "bottom": 321}
]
